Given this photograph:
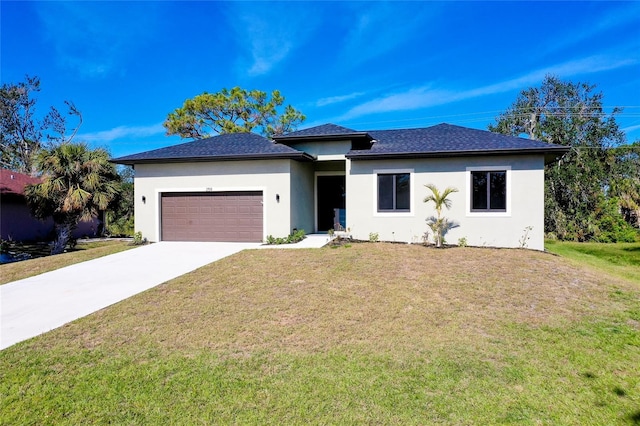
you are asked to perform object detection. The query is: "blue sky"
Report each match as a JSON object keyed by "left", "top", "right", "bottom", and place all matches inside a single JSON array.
[{"left": 2, "top": 1, "right": 639, "bottom": 158}]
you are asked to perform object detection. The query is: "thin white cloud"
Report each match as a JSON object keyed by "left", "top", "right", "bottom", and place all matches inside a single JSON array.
[
  {"left": 245, "top": 19, "right": 293, "bottom": 77},
  {"left": 339, "top": 3, "right": 436, "bottom": 67},
  {"left": 77, "top": 123, "right": 165, "bottom": 144},
  {"left": 230, "top": 3, "right": 320, "bottom": 77},
  {"left": 459, "top": 55, "right": 637, "bottom": 99},
  {"left": 338, "top": 86, "right": 454, "bottom": 120},
  {"left": 316, "top": 92, "right": 366, "bottom": 107},
  {"left": 622, "top": 124, "right": 640, "bottom": 134},
  {"left": 336, "top": 54, "right": 638, "bottom": 121},
  {"left": 35, "top": 2, "right": 159, "bottom": 78}
]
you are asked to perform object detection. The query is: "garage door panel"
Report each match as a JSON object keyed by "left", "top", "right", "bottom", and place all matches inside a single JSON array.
[
  {"left": 238, "top": 205, "right": 255, "bottom": 214},
  {"left": 161, "top": 191, "right": 263, "bottom": 242},
  {"left": 224, "top": 206, "right": 238, "bottom": 215}
]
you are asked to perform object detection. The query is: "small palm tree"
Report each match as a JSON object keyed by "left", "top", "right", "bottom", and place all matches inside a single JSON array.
[
  {"left": 25, "top": 142, "right": 120, "bottom": 254},
  {"left": 424, "top": 184, "right": 459, "bottom": 247}
]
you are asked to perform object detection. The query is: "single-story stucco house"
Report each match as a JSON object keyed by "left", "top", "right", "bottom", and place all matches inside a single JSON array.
[{"left": 112, "top": 123, "right": 568, "bottom": 250}]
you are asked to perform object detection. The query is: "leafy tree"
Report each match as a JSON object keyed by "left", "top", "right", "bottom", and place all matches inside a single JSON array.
[
  {"left": 24, "top": 143, "right": 120, "bottom": 254},
  {"left": 0, "top": 76, "right": 81, "bottom": 174},
  {"left": 610, "top": 141, "right": 640, "bottom": 229},
  {"left": 489, "top": 75, "right": 636, "bottom": 241},
  {"left": 424, "top": 183, "right": 459, "bottom": 248},
  {"left": 105, "top": 166, "right": 135, "bottom": 237},
  {"left": 587, "top": 195, "right": 638, "bottom": 243},
  {"left": 164, "top": 87, "right": 305, "bottom": 139}
]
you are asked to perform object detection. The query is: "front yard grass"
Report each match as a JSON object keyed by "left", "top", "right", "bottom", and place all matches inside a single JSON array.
[
  {"left": 0, "top": 240, "right": 134, "bottom": 285},
  {"left": 545, "top": 240, "right": 640, "bottom": 284},
  {"left": 1, "top": 244, "right": 638, "bottom": 424}
]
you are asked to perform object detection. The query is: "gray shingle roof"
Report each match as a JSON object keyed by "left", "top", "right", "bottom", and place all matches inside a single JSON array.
[
  {"left": 112, "top": 123, "right": 568, "bottom": 165},
  {"left": 279, "top": 123, "right": 361, "bottom": 137},
  {"left": 112, "top": 132, "right": 314, "bottom": 165},
  {"left": 348, "top": 123, "right": 568, "bottom": 159},
  {"left": 273, "top": 123, "right": 371, "bottom": 147}
]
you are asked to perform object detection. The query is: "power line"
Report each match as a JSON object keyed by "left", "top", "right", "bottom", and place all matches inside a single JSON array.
[{"left": 346, "top": 107, "right": 640, "bottom": 128}]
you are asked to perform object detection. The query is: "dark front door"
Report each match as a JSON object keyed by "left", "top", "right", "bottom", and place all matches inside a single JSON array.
[{"left": 317, "top": 175, "right": 345, "bottom": 232}]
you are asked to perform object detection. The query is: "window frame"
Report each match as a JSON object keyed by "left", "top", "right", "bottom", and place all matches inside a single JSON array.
[
  {"left": 466, "top": 166, "right": 511, "bottom": 217},
  {"left": 374, "top": 169, "right": 414, "bottom": 216}
]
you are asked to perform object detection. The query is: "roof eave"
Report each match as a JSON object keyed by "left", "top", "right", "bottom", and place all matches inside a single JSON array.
[
  {"left": 111, "top": 151, "right": 316, "bottom": 165},
  {"left": 346, "top": 147, "right": 570, "bottom": 161}
]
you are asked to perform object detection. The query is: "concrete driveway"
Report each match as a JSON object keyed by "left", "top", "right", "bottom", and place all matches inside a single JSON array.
[{"left": 0, "top": 242, "right": 260, "bottom": 350}]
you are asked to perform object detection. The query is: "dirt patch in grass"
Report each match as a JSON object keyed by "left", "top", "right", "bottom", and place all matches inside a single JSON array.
[{"left": 45, "top": 244, "right": 633, "bottom": 356}]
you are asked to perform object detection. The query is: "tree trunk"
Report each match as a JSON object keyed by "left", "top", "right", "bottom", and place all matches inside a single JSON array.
[{"left": 50, "top": 222, "right": 73, "bottom": 255}]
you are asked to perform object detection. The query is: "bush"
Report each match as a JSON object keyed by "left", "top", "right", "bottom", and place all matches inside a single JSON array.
[
  {"left": 106, "top": 211, "right": 134, "bottom": 237},
  {"left": 130, "top": 232, "right": 148, "bottom": 246},
  {"left": 265, "top": 229, "right": 306, "bottom": 245},
  {"left": 589, "top": 197, "right": 639, "bottom": 243}
]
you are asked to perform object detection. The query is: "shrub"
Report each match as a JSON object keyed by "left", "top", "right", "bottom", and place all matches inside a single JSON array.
[
  {"left": 130, "top": 232, "right": 148, "bottom": 246},
  {"left": 106, "top": 212, "right": 134, "bottom": 237},
  {"left": 265, "top": 229, "right": 306, "bottom": 245},
  {"left": 589, "top": 197, "right": 639, "bottom": 243}
]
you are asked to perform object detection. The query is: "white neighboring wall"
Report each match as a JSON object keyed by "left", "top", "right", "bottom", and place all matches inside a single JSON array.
[
  {"left": 347, "top": 155, "right": 546, "bottom": 250},
  {"left": 133, "top": 160, "right": 295, "bottom": 242}
]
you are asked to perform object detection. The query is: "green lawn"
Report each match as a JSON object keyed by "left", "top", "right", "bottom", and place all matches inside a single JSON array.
[
  {"left": 545, "top": 240, "right": 640, "bottom": 284},
  {"left": 0, "top": 240, "right": 134, "bottom": 285},
  {"left": 1, "top": 244, "right": 638, "bottom": 424}
]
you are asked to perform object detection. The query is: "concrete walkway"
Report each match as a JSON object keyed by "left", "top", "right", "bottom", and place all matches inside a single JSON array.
[{"left": 0, "top": 235, "right": 332, "bottom": 350}]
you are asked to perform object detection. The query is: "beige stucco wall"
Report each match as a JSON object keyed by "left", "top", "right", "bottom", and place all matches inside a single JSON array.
[
  {"left": 289, "top": 161, "right": 315, "bottom": 234},
  {"left": 346, "top": 155, "right": 546, "bottom": 250},
  {"left": 133, "top": 160, "right": 296, "bottom": 242},
  {"left": 133, "top": 153, "right": 546, "bottom": 250}
]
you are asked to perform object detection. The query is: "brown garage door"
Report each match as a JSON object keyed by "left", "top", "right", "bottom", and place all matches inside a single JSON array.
[{"left": 161, "top": 191, "right": 263, "bottom": 242}]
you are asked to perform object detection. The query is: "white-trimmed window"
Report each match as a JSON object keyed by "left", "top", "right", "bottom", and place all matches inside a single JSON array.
[
  {"left": 377, "top": 172, "right": 410, "bottom": 212},
  {"left": 466, "top": 166, "right": 511, "bottom": 216},
  {"left": 471, "top": 170, "right": 506, "bottom": 211}
]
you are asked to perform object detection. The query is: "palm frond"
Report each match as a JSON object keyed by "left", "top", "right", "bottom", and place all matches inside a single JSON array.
[{"left": 25, "top": 141, "right": 120, "bottom": 226}]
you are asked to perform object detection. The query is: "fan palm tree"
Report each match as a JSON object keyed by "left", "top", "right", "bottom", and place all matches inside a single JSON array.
[
  {"left": 424, "top": 184, "right": 459, "bottom": 247},
  {"left": 24, "top": 142, "right": 120, "bottom": 254}
]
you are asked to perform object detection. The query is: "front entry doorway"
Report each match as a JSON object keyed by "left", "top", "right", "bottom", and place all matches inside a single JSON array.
[{"left": 317, "top": 175, "right": 346, "bottom": 232}]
